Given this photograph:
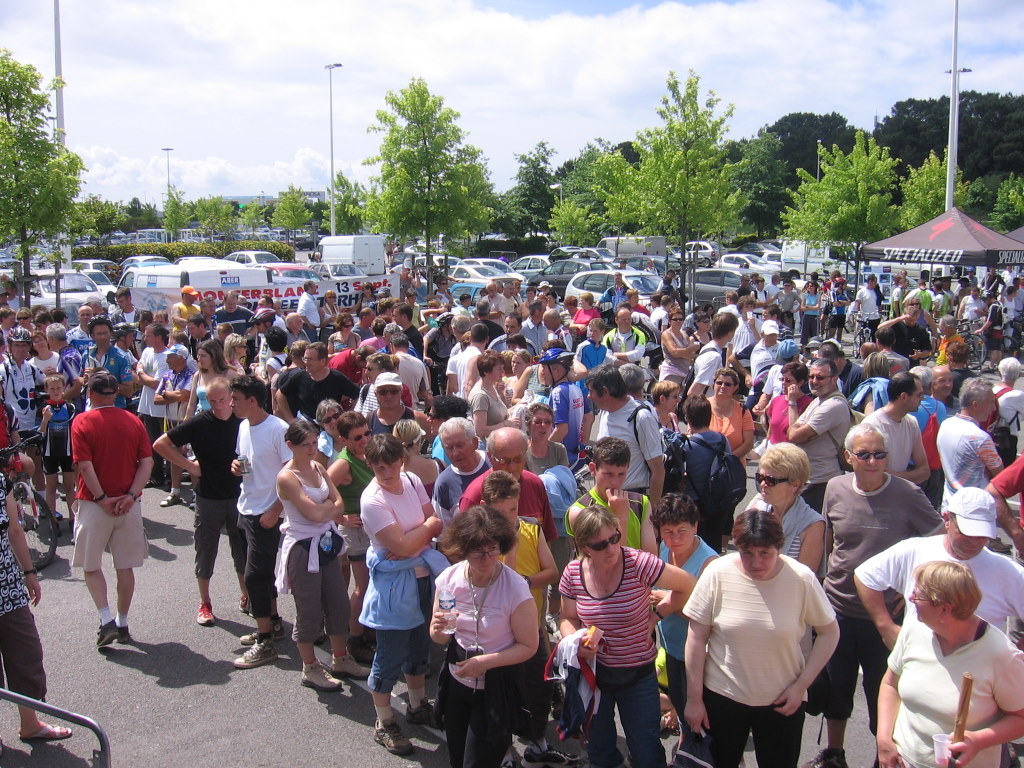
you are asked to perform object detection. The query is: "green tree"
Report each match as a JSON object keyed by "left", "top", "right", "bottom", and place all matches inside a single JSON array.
[
  {"left": 364, "top": 78, "right": 492, "bottom": 288},
  {"left": 239, "top": 202, "right": 268, "bottom": 235},
  {"left": 0, "top": 49, "right": 84, "bottom": 303},
  {"left": 556, "top": 142, "right": 610, "bottom": 229},
  {"left": 548, "top": 200, "right": 598, "bottom": 246},
  {"left": 765, "top": 111, "right": 858, "bottom": 185},
  {"left": 731, "top": 131, "right": 789, "bottom": 237},
  {"left": 193, "top": 196, "right": 236, "bottom": 240},
  {"left": 161, "top": 186, "right": 191, "bottom": 241},
  {"left": 595, "top": 71, "right": 740, "bottom": 261},
  {"left": 72, "top": 194, "right": 126, "bottom": 243},
  {"left": 509, "top": 142, "right": 556, "bottom": 235},
  {"left": 330, "top": 170, "right": 366, "bottom": 234},
  {"left": 784, "top": 130, "right": 899, "bottom": 246},
  {"left": 272, "top": 186, "right": 312, "bottom": 239},
  {"left": 991, "top": 174, "right": 1024, "bottom": 232},
  {"left": 899, "top": 150, "right": 968, "bottom": 230}
]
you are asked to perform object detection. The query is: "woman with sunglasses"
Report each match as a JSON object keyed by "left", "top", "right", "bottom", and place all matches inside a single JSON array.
[
  {"left": 314, "top": 399, "right": 345, "bottom": 466},
  {"left": 684, "top": 509, "right": 839, "bottom": 768},
  {"left": 319, "top": 292, "right": 341, "bottom": 327},
  {"left": 327, "top": 311, "right": 359, "bottom": 353},
  {"left": 429, "top": 506, "right": 539, "bottom": 768},
  {"left": 560, "top": 505, "right": 696, "bottom": 768},
  {"left": 764, "top": 362, "right": 811, "bottom": 448},
  {"left": 708, "top": 367, "right": 755, "bottom": 463},
  {"left": 659, "top": 311, "right": 696, "bottom": 386},
  {"left": 652, "top": 381, "right": 682, "bottom": 432},
  {"left": 223, "top": 332, "right": 249, "bottom": 376},
  {"left": 877, "top": 561, "right": 1024, "bottom": 768},
  {"left": 744, "top": 443, "right": 824, "bottom": 573}
]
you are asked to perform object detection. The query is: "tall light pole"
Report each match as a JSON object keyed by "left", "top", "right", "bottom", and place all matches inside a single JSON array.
[
  {"left": 815, "top": 139, "right": 822, "bottom": 181},
  {"left": 325, "top": 63, "right": 343, "bottom": 236},
  {"left": 161, "top": 147, "right": 173, "bottom": 198},
  {"left": 549, "top": 182, "right": 563, "bottom": 204},
  {"left": 944, "top": 0, "right": 965, "bottom": 211}
]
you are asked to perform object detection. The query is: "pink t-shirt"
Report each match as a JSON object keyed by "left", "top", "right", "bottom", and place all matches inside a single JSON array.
[
  {"left": 435, "top": 562, "right": 533, "bottom": 689},
  {"left": 766, "top": 393, "right": 813, "bottom": 445},
  {"left": 360, "top": 472, "right": 431, "bottom": 573}
]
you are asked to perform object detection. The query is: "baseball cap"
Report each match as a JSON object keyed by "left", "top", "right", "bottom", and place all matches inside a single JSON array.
[
  {"left": 166, "top": 343, "right": 190, "bottom": 360},
  {"left": 181, "top": 285, "right": 200, "bottom": 297},
  {"left": 89, "top": 371, "right": 119, "bottom": 395},
  {"left": 761, "top": 320, "right": 780, "bottom": 336},
  {"left": 374, "top": 372, "right": 403, "bottom": 392},
  {"left": 947, "top": 487, "right": 997, "bottom": 539},
  {"left": 777, "top": 339, "right": 799, "bottom": 360}
]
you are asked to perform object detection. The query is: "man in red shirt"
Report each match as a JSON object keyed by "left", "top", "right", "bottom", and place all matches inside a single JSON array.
[
  {"left": 458, "top": 427, "right": 556, "bottom": 542},
  {"left": 71, "top": 372, "right": 153, "bottom": 648}
]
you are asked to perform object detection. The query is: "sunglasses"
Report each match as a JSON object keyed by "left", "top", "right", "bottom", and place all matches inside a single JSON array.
[
  {"left": 584, "top": 531, "right": 622, "bottom": 552},
  {"left": 322, "top": 412, "right": 343, "bottom": 424},
  {"left": 755, "top": 473, "right": 790, "bottom": 487},
  {"left": 348, "top": 431, "right": 371, "bottom": 441},
  {"left": 851, "top": 450, "right": 888, "bottom": 461},
  {"left": 670, "top": 317, "right": 684, "bottom": 322},
  {"left": 808, "top": 374, "right": 832, "bottom": 381}
]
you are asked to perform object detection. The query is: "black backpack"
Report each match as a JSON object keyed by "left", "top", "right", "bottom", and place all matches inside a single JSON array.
[
  {"left": 688, "top": 432, "right": 747, "bottom": 516},
  {"left": 662, "top": 429, "right": 694, "bottom": 496}
]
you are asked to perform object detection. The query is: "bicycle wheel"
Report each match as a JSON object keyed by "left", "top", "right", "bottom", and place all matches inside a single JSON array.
[
  {"left": 966, "top": 336, "right": 986, "bottom": 371},
  {"left": 18, "top": 488, "right": 57, "bottom": 570}
]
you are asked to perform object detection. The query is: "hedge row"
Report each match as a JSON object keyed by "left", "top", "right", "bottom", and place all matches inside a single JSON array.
[{"left": 70, "top": 241, "right": 296, "bottom": 264}]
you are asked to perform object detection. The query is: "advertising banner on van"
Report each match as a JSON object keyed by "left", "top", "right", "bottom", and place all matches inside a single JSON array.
[{"left": 129, "top": 275, "right": 396, "bottom": 315}]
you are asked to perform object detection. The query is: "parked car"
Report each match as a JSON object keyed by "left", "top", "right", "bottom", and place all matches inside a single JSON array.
[
  {"left": 460, "top": 258, "right": 526, "bottom": 282},
  {"left": 80, "top": 269, "right": 115, "bottom": 290},
  {"left": 563, "top": 270, "right": 662, "bottom": 307},
  {"left": 224, "top": 250, "right": 282, "bottom": 266},
  {"left": 616, "top": 256, "right": 666, "bottom": 275},
  {"left": 510, "top": 255, "right": 550, "bottom": 281},
  {"left": 527, "top": 258, "right": 615, "bottom": 298},
  {"left": 450, "top": 263, "right": 525, "bottom": 283},
  {"left": 690, "top": 268, "right": 751, "bottom": 307},
  {"left": 33, "top": 271, "right": 101, "bottom": 312},
  {"left": 400, "top": 254, "right": 462, "bottom": 271},
  {"left": 72, "top": 259, "right": 120, "bottom": 280},
  {"left": 685, "top": 241, "right": 722, "bottom": 268},
  {"left": 309, "top": 262, "right": 368, "bottom": 280},
  {"left": 549, "top": 246, "right": 587, "bottom": 261},
  {"left": 716, "top": 253, "right": 781, "bottom": 273},
  {"left": 120, "top": 255, "right": 171, "bottom": 272}
]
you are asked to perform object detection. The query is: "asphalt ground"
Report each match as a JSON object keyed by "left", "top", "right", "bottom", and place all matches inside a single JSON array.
[{"left": 0, "top": 475, "right": 883, "bottom": 768}]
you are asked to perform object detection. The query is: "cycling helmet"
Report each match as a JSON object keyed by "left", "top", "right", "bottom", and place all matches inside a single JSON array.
[
  {"left": 6, "top": 327, "right": 32, "bottom": 344},
  {"left": 537, "top": 348, "right": 574, "bottom": 368}
]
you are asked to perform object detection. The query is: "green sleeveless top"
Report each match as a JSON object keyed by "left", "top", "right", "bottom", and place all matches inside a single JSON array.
[{"left": 337, "top": 447, "right": 374, "bottom": 516}]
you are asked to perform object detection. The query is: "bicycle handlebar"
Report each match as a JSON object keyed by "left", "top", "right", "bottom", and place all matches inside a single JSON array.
[{"left": 0, "top": 433, "right": 44, "bottom": 463}]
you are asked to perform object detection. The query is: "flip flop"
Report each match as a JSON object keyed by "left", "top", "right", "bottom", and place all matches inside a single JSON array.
[{"left": 20, "top": 723, "right": 73, "bottom": 742}]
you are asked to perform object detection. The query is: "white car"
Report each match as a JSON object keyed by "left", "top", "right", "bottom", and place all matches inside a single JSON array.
[
  {"left": 459, "top": 258, "right": 526, "bottom": 282},
  {"left": 33, "top": 271, "right": 102, "bottom": 312},
  {"left": 717, "top": 253, "right": 782, "bottom": 273},
  {"left": 224, "top": 250, "right": 282, "bottom": 266},
  {"left": 510, "top": 255, "right": 550, "bottom": 280},
  {"left": 309, "top": 262, "right": 368, "bottom": 280},
  {"left": 562, "top": 269, "right": 662, "bottom": 305},
  {"left": 449, "top": 263, "right": 519, "bottom": 282}
]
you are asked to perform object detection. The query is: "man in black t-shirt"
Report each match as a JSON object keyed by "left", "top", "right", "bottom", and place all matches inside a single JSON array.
[
  {"left": 877, "top": 299, "right": 932, "bottom": 362},
  {"left": 152, "top": 377, "right": 246, "bottom": 627},
  {"left": 274, "top": 342, "right": 359, "bottom": 423},
  {"left": 214, "top": 291, "right": 255, "bottom": 336}
]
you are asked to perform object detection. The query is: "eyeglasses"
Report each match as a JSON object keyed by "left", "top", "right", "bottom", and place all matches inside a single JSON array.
[
  {"left": 851, "top": 450, "right": 888, "bottom": 461},
  {"left": 908, "top": 592, "right": 934, "bottom": 605},
  {"left": 670, "top": 317, "right": 684, "bottom": 322},
  {"left": 377, "top": 388, "right": 401, "bottom": 396},
  {"left": 714, "top": 379, "right": 736, "bottom": 387},
  {"left": 808, "top": 374, "right": 833, "bottom": 381},
  {"left": 754, "top": 473, "right": 791, "bottom": 487},
  {"left": 584, "top": 532, "right": 622, "bottom": 552},
  {"left": 348, "top": 431, "right": 370, "bottom": 441},
  {"left": 491, "top": 455, "right": 525, "bottom": 466},
  {"left": 467, "top": 546, "right": 501, "bottom": 561},
  {"left": 322, "top": 412, "right": 343, "bottom": 424}
]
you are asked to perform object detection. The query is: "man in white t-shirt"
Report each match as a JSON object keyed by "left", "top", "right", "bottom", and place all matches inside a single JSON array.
[
  {"left": 229, "top": 376, "right": 291, "bottom": 671},
  {"left": 452, "top": 323, "right": 488, "bottom": 398},
  {"left": 936, "top": 378, "right": 1003, "bottom": 511},
  {"left": 862, "top": 371, "right": 928, "bottom": 483},
  {"left": 688, "top": 312, "right": 738, "bottom": 397},
  {"left": 748, "top": 320, "right": 781, "bottom": 380},
  {"left": 296, "top": 280, "right": 320, "bottom": 342},
  {"left": 853, "top": 274, "right": 881, "bottom": 340},
  {"left": 136, "top": 323, "right": 171, "bottom": 486},
  {"left": 854, "top": 487, "right": 1024, "bottom": 649}
]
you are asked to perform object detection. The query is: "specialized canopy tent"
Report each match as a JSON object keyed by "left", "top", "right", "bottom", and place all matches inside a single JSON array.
[
  {"left": 859, "top": 208, "right": 1024, "bottom": 268},
  {"left": 1008, "top": 225, "right": 1024, "bottom": 244}
]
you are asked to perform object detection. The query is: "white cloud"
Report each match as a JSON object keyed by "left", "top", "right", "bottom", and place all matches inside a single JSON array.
[{"left": 2, "top": 0, "right": 1020, "bottom": 202}]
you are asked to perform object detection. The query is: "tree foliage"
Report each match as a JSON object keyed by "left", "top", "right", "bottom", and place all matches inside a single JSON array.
[
  {"left": 364, "top": 78, "right": 492, "bottom": 276},
  {"left": 556, "top": 142, "right": 610, "bottom": 230},
  {"left": 730, "top": 131, "right": 789, "bottom": 238},
  {"left": 595, "top": 71, "right": 740, "bottom": 252},
  {"left": 991, "top": 174, "right": 1024, "bottom": 232},
  {"left": 161, "top": 186, "right": 191, "bottom": 241},
  {"left": 125, "top": 196, "right": 160, "bottom": 231},
  {"left": 193, "top": 196, "right": 236, "bottom": 239},
  {"left": 0, "top": 49, "right": 84, "bottom": 301},
  {"left": 238, "top": 201, "right": 267, "bottom": 235},
  {"left": 548, "top": 200, "right": 598, "bottom": 247},
  {"left": 784, "top": 130, "right": 899, "bottom": 246},
  {"left": 72, "top": 195, "right": 126, "bottom": 242},
  {"left": 272, "top": 186, "right": 312, "bottom": 235},
  {"left": 330, "top": 170, "right": 366, "bottom": 234},
  {"left": 765, "top": 112, "right": 858, "bottom": 186},
  {"left": 509, "top": 142, "right": 556, "bottom": 235},
  {"left": 899, "top": 150, "right": 968, "bottom": 230}
]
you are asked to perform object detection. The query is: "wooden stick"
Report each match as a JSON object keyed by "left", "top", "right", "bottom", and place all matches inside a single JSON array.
[{"left": 950, "top": 671, "right": 974, "bottom": 768}]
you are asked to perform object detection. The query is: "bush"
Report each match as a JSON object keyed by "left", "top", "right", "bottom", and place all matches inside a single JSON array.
[{"left": 71, "top": 240, "right": 295, "bottom": 264}]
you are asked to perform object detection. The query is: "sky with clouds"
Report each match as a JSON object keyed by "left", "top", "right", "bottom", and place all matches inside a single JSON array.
[{"left": 3, "top": 0, "right": 1021, "bottom": 207}]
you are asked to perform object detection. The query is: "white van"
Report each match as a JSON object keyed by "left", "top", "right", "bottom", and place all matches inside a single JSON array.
[
  {"left": 317, "top": 235, "right": 386, "bottom": 275},
  {"left": 596, "top": 236, "right": 667, "bottom": 258},
  {"left": 118, "top": 259, "right": 276, "bottom": 313}
]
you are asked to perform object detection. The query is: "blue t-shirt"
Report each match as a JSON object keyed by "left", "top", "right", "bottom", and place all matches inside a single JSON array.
[
  {"left": 87, "top": 345, "right": 134, "bottom": 410},
  {"left": 659, "top": 537, "right": 718, "bottom": 660},
  {"left": 550, "top": 380, "right": 591, "bottom": 456}
]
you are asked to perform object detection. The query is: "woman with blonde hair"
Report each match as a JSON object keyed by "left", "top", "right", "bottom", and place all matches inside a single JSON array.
[
  {"left": 223, "top": 333, "right": 248, "bottom": 375},
  {"left": 652, "top": 380, "right": 682, "bottom": 432},
  {"left": 708, "top": 367, "right": 755, "bottom": 462},
  {"left": 186, "top": 339, "right": 236, "bottom": 416},
  {"left": 850, "top": 352, "right": 892, "bottom": 415},
  {"left": 319, "top": 290, "right": 341, "bottom": 326},
  {"left": 393, "top": 419, "right": 439, "bottom": 496},
  {"left": 743, "top": 442, "right": 824, "bottom": 572}
]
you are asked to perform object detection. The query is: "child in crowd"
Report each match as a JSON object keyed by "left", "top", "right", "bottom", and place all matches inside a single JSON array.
[{"left": 38, "top": 373, "right": 76, "bottom": 526}]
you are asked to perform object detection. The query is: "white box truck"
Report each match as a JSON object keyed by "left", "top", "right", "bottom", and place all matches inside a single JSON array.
[
  {"left": 596, "top": 236, "right": 667, "bottom": 258},
  {"left": 317, "top": 235, "right": 387, "bottom": 275}
]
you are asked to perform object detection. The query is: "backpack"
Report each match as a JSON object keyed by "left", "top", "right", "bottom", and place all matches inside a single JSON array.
[
  {"left": 921, "top": 410, "right": 942, "bottom": 470},
  {"left": 688, "top": 432, "right": 747, "bottom": 515},
  {"left": 681, "top": 344, "right": 727, "bottom": 396},
  {"left": 662, "top": 429, "right": 694, "bottom": 496}
]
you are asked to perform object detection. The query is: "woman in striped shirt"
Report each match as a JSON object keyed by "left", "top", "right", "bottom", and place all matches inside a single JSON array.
[{"left": 559, "top": 505, "right": 695, "bottom": 768}]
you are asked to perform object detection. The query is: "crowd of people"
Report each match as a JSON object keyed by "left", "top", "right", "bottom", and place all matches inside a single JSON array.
[{"left": 4, "top": 263, "right": 1024, "bottom": 768}]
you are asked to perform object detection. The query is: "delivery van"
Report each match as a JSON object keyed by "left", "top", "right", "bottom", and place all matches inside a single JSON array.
[
  {"left": 317, "top": 235, "right": 387, "bottom": 275},
  {"left": 596, "top": 236, "right": 667, "bottom": 258}
]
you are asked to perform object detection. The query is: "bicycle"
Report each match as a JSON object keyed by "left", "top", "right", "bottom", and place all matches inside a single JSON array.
[
  {"left": 956, "top": 320, "right": 986, "bottom": 371},
  {"left": 0, "top": 434, "right": 57, "bottom": 571}
]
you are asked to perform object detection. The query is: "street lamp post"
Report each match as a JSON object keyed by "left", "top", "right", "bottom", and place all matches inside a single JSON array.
[
  {"left": 325, "top": 63, "right": 343, "bottom": 237},
  {"left": 549, "top": 182, "right": 563, "bottom": 204},
  {"left": 161, "top": 147, "right": 173, "bottom": 197},
  {"left": 815, "top": 139, "right": 822, "bottom": 181},
  {"left": 944, "top": 0, "right": 961, "bottom": 211}
]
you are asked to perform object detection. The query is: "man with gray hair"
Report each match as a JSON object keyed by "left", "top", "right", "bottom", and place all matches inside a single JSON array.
[
  {"left": 937, "top": 378, "right": 1004, "bottom": 514},
  {"left": 543, "top": 308, "right": 574, "bottom": 351},
  {"left": 475, "top": 298, "right": 503, "bottom": 343},
  {"left": 807, "top": 423, "right": 942, "bottom": 768},
  {"left": 432, "top": 417, "right": 489, "bottom": 526},
  {"left": 619, "top": 363, "right": 647, "bottom": 400},
  {"left": 910, "top": 365, "right": 949, "bottom": 509}
]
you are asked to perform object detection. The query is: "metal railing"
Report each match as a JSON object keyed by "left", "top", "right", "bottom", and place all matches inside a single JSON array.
[{"left": 0, "top": 686, "right": 110, "bottom": 767}]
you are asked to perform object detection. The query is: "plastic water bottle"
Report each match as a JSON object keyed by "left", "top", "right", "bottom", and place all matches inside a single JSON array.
[{"left": 439, "top": 590, "right": 457, "bottom": 634}]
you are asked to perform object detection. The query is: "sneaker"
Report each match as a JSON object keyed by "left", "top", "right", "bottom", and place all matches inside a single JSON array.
[
  {"left": 406, "top": 699, "right": 436, "bottom": 726},
  {"left": 522, "top": 747, "right": 582, "bottom": 767},
  {"left": 196, "top": 603, "right": 215, "bottom": 627},
  {"left": 240, "top": 618, "right": 285, "bottom": 646},
  {"left": 346, "top": 634, "right": 376, "bottom": 665},
  {"left": 116, "top": 625, "right": 132, "bottom": 644},
  {"left": 239, "top": 595, "right": 251, "bottom": 616},
  {"left": 500, "top": 756, "right": 517, "bottom": 768},
  {"left": 96, "top": 620, "right": 118, "bottom": 648},
  {"left": 301, "top": 662, "right": 343, "bottom": 691},
  {"left": 233, "top": 640, "right": 278, "bottom": 669},
  {"left": 803, "top": 748, "right": 849, "bottom": 768},
  {"left": 331, "top": 653, "right": 370, "bottom": 679},
  {"left": 159, "top": 493, "right": 182, "bottom": 508},
  {"left": 374, "top": 719, "right": 413, "bottom": 756}
]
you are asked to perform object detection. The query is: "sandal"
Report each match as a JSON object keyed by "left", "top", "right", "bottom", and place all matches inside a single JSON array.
[
  {"left": 20, "top": 723, "right": 73, "bottom": 742},
  {"left": 160, "top": 494, "right": 182, "bottom": 508}
]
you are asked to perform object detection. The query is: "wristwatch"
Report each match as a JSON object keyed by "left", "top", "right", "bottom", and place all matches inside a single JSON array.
[
  {"left": 129, "top": 491, "right": 141, "bottom": 502},
  {"left": 22, "top": 568, "right": 38, "bottom": 577},
  {"left": 93, "top": 493, "right": 107, "bottom": 502}
]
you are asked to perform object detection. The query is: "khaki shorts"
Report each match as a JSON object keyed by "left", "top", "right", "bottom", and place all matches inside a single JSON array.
[{"left": 72, "top": 499, "right": 148, "bottom": 571}]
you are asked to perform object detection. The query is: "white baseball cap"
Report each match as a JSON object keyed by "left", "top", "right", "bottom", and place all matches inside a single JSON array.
[
  {"left": 947, "top": 487, "right": 997, "bottom": 539},
  {"left": 761, "top": 320, "right": 780, "bottom": 336}
]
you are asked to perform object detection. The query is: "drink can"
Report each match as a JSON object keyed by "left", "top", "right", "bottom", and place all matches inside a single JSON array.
[{"left": 237, "top": 455, "right": 252, "bottom": 475}]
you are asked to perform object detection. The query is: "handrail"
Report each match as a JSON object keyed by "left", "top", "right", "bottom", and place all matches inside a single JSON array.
[{"left": 0, "top": 686, "right": 110, "bottom": 767}]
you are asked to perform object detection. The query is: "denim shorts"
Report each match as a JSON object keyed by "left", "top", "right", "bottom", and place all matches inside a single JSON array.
[{"left": 367, "top": 575, "right": 432, "bottom": 694}]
